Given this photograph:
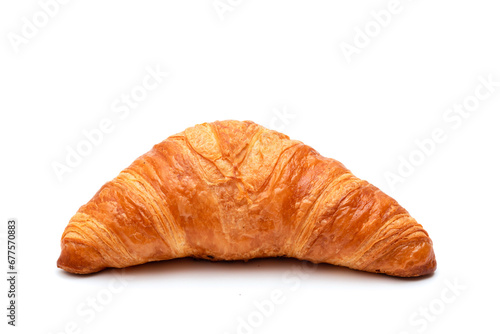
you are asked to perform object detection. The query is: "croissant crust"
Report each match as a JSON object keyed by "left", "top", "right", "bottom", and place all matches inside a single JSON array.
[{"left": 58, "top": 120, "right": 436, "bottom": 277}]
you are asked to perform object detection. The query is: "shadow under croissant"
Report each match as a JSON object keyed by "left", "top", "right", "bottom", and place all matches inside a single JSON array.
[{"left": 56, "top": 257, "right": 435, "bottom": 283}]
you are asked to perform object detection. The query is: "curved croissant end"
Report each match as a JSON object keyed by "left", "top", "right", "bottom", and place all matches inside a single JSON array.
[{"left": 57, "top": 120, "right": 436, "bottom": 277}]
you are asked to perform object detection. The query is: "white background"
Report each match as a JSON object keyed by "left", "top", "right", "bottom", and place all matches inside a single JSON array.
[{"left": 1, "top": 1, "right": 499, "bottom": 333}]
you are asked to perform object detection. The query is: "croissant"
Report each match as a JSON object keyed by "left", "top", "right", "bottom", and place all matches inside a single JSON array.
[{"left": 57, "top": 120, "right": 436, "bottom": 277}]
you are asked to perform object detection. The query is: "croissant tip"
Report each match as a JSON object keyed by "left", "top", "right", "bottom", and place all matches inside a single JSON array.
[
  {"left": 399, "top": 239, "right": 437, "bottom": 277},
  {"left": 403, "top": 244, "right": 437, "bottom": 278},
  {"left": 57, "top": 239, "right": 106, "bottom": 274},
  {"left": 364, "top": 238, "right": 437, "bottom": 278}
]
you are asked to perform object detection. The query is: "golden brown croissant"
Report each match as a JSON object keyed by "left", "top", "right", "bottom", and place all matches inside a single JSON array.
[{"left": 57, "top": 120, "right": 436, "bottom": 277}]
